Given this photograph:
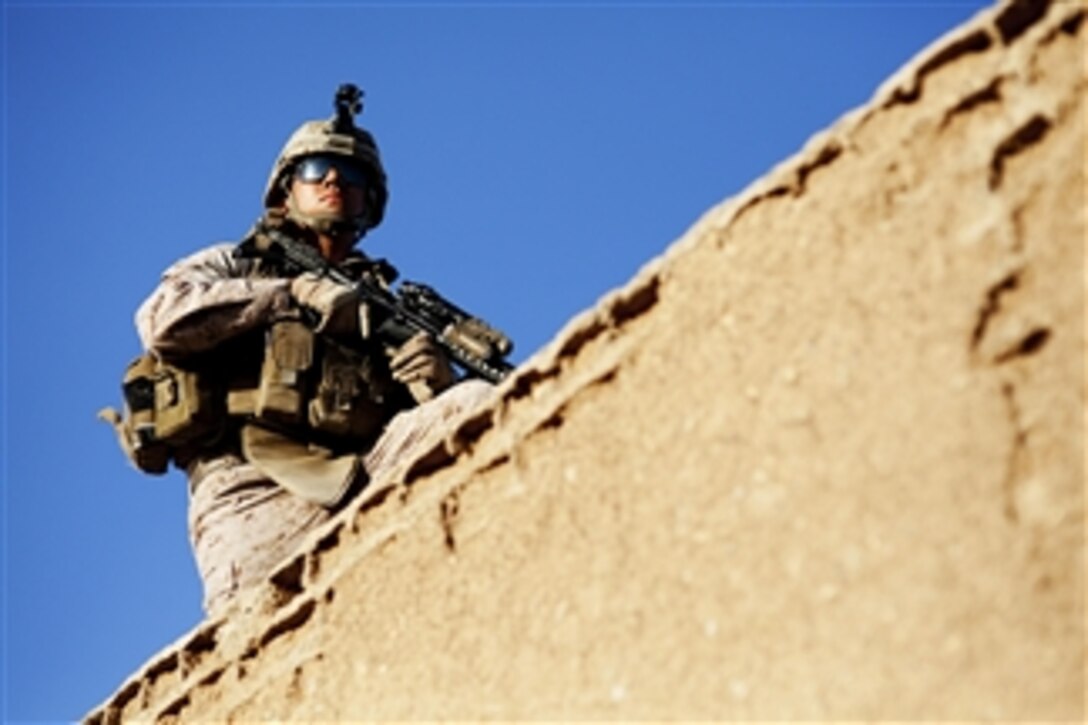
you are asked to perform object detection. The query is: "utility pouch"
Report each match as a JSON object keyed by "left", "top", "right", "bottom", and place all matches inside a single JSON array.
[
  {"left": 255, "top": 318, "right": 314, "bottom": 426},
  {"left": 307, "top": 341, "right": 389, "bottom": 444},
  {"left": 153, "top": 360, "right": 219, "bottom": 443},
  {"left": 118, "top": 354, "right": 171, "bottom": 473},
  {"left": 100, "top": 352, "right": 222, "bottom": 474},
  {"left": 123, "top": 354, "right": 162, "bottom": 450}
]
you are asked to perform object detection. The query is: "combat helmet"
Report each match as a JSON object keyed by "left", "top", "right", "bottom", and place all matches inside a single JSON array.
[{"left": 264, "top": 84, "right": 388, "bottom": 238}]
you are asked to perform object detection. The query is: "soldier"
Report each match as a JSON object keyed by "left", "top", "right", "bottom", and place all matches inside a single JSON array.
[{"left": 120, "top": 86, "right": 498, "bottom": 616}]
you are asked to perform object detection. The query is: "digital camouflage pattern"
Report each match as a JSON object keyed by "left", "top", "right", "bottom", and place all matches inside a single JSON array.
[
  {"left": 136, "top": 243, "right": 291, "bottom": 357},
  {"left": 136, "top": 243, "right": 493, "bottom": 615},
  {"left": 186, "top": 380, "right": 491, "bottom": 616}
]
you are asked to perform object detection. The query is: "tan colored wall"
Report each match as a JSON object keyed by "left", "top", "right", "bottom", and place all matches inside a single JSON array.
[{"left": 88, "top": 0, "right": 1084, "bottom": 720}]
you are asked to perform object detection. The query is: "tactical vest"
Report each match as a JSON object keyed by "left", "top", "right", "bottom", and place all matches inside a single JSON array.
[{"left": 101, "top": 253, "right": 413, "bottom": 475}]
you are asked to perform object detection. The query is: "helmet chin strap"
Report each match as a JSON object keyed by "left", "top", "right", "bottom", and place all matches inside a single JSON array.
[{"left": 284, "top": 195, "right": 366, "bottom": 240}]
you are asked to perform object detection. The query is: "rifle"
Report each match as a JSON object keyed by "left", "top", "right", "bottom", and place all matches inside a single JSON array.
[{"left": 236, "top": 223, "right": 515, "bottom": 383}]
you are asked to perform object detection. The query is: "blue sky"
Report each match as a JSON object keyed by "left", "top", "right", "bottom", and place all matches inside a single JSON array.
[{"left": 2, "top": 0, "right": 990, "bottom": 720}]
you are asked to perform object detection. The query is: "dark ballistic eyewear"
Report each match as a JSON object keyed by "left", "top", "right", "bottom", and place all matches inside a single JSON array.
[{"left": 292, "top": 155, "right": 368, "bottom": 188}]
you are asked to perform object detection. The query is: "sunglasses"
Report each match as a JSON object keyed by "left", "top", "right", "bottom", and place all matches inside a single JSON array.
[{"left": 292, "top": 155, "right": 368, "bottom": 188}]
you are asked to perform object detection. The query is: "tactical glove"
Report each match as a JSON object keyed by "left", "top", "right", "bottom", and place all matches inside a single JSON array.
[
  {"left": 390, "top": 331, "right": 455, "bottom": 402},
  {"left": 290, "top": 273, "right": 359, "bottom": 335}
]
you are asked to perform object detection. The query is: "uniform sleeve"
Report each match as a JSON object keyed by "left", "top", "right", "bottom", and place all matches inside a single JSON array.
[{"left": 136, "top": 243, "right": 291, "bottom": 356}]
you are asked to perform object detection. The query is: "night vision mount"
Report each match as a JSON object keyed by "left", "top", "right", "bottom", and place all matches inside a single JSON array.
[{"left": 333, "top": 83, "right": 364, "bottom": 134}]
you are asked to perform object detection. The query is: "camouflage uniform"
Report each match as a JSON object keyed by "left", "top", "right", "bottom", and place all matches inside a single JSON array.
[{"left": 137, "top": 243, "right": 492, "bottom": 616}]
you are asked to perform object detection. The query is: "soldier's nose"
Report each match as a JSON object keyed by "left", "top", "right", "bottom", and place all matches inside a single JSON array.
[{"left": 321, "top": 167, "right": 342, "bottom": 186}]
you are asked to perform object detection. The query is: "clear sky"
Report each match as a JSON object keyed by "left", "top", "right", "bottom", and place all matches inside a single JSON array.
[{"left": 3, "top": 0, "right": 991, "bottom": 720}]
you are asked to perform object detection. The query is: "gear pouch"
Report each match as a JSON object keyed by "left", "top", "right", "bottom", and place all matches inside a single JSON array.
[
  {"left": 118, "top": 354, "right": 171, "bottom": 473},
  {"left": 153, "top": 359, "right": 219, "bottom": 442},
  {"left": 255, "top": 318, "right": 314, "bottom": 426},
  {"left": 101, "top": 352, "right": 219, "bottom": 474},
  {"left": 307, "top": 341, "right": 388, "bottom": 444}
]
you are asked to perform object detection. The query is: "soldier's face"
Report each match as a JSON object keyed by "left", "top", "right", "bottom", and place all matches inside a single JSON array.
[{"left": 288, "top": 155, "right": 367, "bottom": 220}]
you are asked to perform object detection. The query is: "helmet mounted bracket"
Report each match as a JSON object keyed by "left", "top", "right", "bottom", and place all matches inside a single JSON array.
[{"left": 333, "top": 83, "right": 364, "bottom": 135}]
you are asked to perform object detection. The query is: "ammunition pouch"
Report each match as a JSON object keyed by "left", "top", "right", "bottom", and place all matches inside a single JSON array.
[
  {"left": 100, "top": 352, "right": 225, "bottom": 474},
  {"left": 103, "top": 321, "right": 410, "bottom": 477},
  {"left": 307, "top": 339, "right": 397, "bottom": 445},
  {"left": 241, "top": 320, "right": 408, "bottom": 450},
  {"left": 255, "top": 318, "right": 314, "bottom": 426}
]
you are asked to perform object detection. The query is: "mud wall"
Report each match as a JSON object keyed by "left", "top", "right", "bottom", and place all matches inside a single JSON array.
[{"left": 88, "top": 0, "right": 1084, "bottom": 720}]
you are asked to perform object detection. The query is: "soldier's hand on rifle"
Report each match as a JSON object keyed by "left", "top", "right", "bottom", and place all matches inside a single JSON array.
[
  {"left": 390, "top": 332, "right": 455, "bottom": 403},
  {"left": 290, "top": 273, "right": 360, "bottom": 335}
]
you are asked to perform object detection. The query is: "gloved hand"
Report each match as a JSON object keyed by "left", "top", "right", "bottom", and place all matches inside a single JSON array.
[
  {"left": 290, "top": 273, "right": 359, "bottom": 335},
  {"left": 390, "top": 332, "right": 455, "bottom": 402}
]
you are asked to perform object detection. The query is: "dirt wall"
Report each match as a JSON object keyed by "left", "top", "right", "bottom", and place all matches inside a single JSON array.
[{"left": 88, "top": 0, "right": 1084, "bottom": 720}]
